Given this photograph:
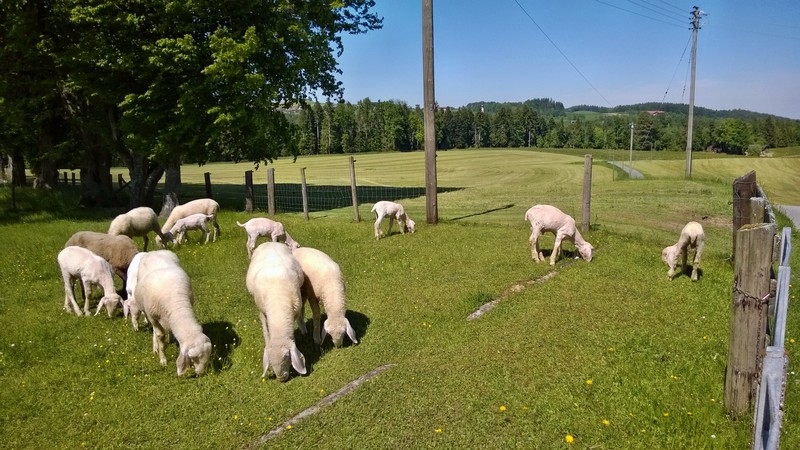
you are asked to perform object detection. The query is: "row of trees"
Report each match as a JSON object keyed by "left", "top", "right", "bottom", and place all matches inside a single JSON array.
[
  {"left": 290, "top": 99, "right": 800, "bottom": 156},
  {"left": 1, "top": 0, "right": 381, "bottom": 208}
]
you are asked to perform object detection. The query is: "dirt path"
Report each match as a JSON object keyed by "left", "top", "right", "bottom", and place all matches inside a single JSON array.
[{"left": 776, "top": 205, "right": 800, "bottom": 231}]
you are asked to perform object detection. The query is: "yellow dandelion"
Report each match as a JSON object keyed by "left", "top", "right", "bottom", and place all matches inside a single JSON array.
[
  {"left": 234, "top": 415, "right": 239, "bottom": 421},
  {"left": 286, "top": 425, "right": 293, "bottom": 430},
  {"left": 703, "top": 335, "right": 709, "bottom": 340},
  {"left": 607, "top": 347, "right": 614, "bottom": 352},
  {"left": 435, "top": 428, "right": 443, "bottom": 433},
  {"left": 663, "top": 412, "right": 669, "bottom": 417},
  {"left": 790, "top": 338, "right": 796, "bottom": 344},
  {"left": 602, "top": 419, "right": 610, "bottom": 426},
  {"left": 499, "top": 405, "right": 507, "bottom": 412},
  {"left": 671, "top": 375, "right": 679, "bottom": 380},
  {"left": 586, "top": 379, "right": 593, "bottom": 385},
  {"left": 565, "top": 434, "right": 574, "bottom": 444},
  {"left": 687, "top": 411, "right": 693, "bottom": 416}
]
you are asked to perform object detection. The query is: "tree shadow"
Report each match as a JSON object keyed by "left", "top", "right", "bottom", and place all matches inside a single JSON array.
[
  {"left": 202, "top": 321, "right": 241, "bottom": 373},
  {"left": 450, "top": 203, "right": 515, "bottom": 221}
]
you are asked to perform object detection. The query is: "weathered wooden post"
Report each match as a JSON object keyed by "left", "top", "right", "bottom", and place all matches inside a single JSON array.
[
  {"left": 267, "top": 168, "right": 275, "bottom": 216},
  {"left": 63, "top": 172, "right": 68, "bottom": 185},
  {"left": 725, "top": 222, "right": 776, "bottom": 417},
  {"left": 300, "top": 167, "right": 309, "bottom": 221},
  {"left": 581, "top": 154, "right": 592, "bottom": 233},
  {"left": 349, "top": 156, "right": 360, "bottom": 222},
  {"left": 71, "top": 172, "right": 76, "bottom": 186},
  {"left": 117, "top": 174, "right": 125, "bottom": 188},
  {"left": 750, "top": 197, "right": 766, "bottom": 225},
  {"left": 204, "top": 172, "right": 213, "bottom": 199},
  {"left": 732, "top": 171, "right": 757, "bottom": 259},
  {"left": 244, "top": 170, "right": 254, "bottom": 213}
]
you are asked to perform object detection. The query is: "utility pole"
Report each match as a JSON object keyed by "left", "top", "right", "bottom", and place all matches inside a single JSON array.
[
  {"left": 685, "top": 6, "right": 703, "bottom": 178},
  {"left": 422, "top": 0, "right": 438, "bottom": 224},
  {"left": 629, "top": 122, "right": 635, "bottom": 169}
]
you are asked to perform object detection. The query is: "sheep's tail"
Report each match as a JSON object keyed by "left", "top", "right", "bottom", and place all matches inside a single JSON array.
[{"left": 236, "top": 221, "right": 246, "bottom": 227}]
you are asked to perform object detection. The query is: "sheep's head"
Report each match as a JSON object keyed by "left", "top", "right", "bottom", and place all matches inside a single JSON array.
[
  {"left": 661, "top": 245, "right": 679, "bottom": 268},
  {"left": 321, "top": 317, "right": 359, "bottom": 348},
  {"left": 404, "top": 218, "right": 416, "bottom": 234},
  {"left": 177, "top": 334, "right": 212, "bottom": 376},
  {"left": 577, "top": 241, "right": 594, "bottom": 262},
  {"left": 155, "top": 233, "right": 174, "bottom": 248},
  {"left": 95, "top": 294, "right": 123, "bottom": 317},
  {"left": 268, "top": 343, "right": 307, "bottom": 382}
]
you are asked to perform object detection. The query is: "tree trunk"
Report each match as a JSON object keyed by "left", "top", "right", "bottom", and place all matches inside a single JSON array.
[
  {"left": 158, "top": 161, "right": 181, "bottom": 218},
  {"left": 32, "top": 158, "right": 58, "bottom": 190},
  {"left": 126, "top": 152, "right": 165, "bottom": 209},
  {"left": 0, "top": 155, "right": 7, "bottom": 183},
  {"left": 78, "top": 132, "right": 113, "bottom": 207},
  {"left": 11, "top": 151, "right": 27, "bottom": 187}
]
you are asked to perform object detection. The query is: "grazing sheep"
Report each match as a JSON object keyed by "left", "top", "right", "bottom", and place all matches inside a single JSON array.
[
  {"left": 236, "top": 218, "right": 300, "bottom": 258},
  {"left": 122, "top": 252, "right": 147, "bottom": 330},
  {"left": 371, "top": 200, "right": 416, "bottom": 240},
  {"left": 135, "top": 250, "right": 212, "bottom": 376},
  {"left": 292, "top": 247, "right": 358, "bottom": 347},
  {"left": 107, "top": 207, "right": 168, "bottom": 251},
  {"left": 156, "top": 198, "right": 220, "bottom": 247},
  {"left": 662, "top": 221, "right": 705, "bottom": 281},
  {"left": 524, "top": 204, "right": 594, "bottom": 265},
  {"left": 64, "top": 231, "right": 139, "bottom": 282},
  {"left": 166, "top": 213, "right": 215, "bottom": 246},
  {"left": 245, "top": 242, "right": 307, "bottom": 381},
  {"left": 57, "top": 246, "right": 123, "bottom": 317}
]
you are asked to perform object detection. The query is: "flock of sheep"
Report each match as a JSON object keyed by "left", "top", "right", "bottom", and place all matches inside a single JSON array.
[{"left": 56, "top": 198, "right": 703, "bottom": 381}]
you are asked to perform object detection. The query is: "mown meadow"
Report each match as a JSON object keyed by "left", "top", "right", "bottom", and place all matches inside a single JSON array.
[{"left": 1, "top": 148, "right": 799, "bottom": 448}]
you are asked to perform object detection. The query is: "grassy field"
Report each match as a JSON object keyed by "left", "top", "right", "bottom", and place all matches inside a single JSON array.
[{"left": 1, "top": 148, "right": 799, "bottom": 449}]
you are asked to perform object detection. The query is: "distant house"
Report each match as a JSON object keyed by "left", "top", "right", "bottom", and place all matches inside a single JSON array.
[{"left": 646, "top": 110, "right": 665, "bottom": 116}]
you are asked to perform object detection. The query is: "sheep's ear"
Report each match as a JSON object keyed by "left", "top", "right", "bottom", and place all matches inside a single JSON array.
[
  {"left": 176, "top": 349, "right": 188, "bottom": 376},
  {"left": 289, "top": 345, "right": 307, "bottom": 375},
  {"left": 345, "top": 318, "right": 359, "bottom": 344}
]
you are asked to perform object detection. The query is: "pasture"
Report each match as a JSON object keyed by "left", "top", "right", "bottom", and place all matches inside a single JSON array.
[{"left": 1, "top": 148, "right": 799, "bottom": 448}]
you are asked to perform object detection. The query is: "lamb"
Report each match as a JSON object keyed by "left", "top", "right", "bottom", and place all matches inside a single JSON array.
[
  {"left": 122, "top": 252, "right": 147, "bottom": 330},
  {"left": 155, "top": 198, "right": 220, "bottom": 247},
  {"left": 245, "top": 242, "right": 307, "bottom": 381},
  {"left": 292, "top": 246, "right": 358, "bottom": 347},
  {"left": 64, "top": 231, "right": 139, "bottom": 282},
  {"left": 662, "top": 221, "right": 705, "bottom": 281},
  {"left": 371, "top": 200, "right": 416, "bottom": 240},
  {"left": 524, "top": 204, "right": 594, "bottom": 265},
  {"left": 236, "top": 218, "right": 300, "bottom": 258},
  {"left": 135, "top": 250, "right": 212, "bottom": 376},
  {"left": 166, "top": 213, "right": 215, "bottom": 246},
  {"left": 57, "top": 246, "right": 123, "bottom": 317},
  {"left": 107, "top": 206, "right": 168, "bottom": 251}
]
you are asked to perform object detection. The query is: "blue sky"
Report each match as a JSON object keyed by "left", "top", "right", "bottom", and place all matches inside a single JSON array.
[{"left": 334, "top": 1, "right": 800, "bottom": 119}]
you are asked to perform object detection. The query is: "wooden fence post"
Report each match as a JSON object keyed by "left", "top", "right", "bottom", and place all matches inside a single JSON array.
[
  {"left": 300, "top": 167, "right": 309, "bottom": 221},
  {"left": 71, "top": 172, "right": 76, "bottom": 186},
  {"left": 581, "top": 154, "right": 592, "bottom": 233},
  {"left": 117, "top": 174, "right": 125, "bottom": 188},
  {"left": 244, "top": 170, "right": 254, "bottom": 213},
  {"left": 204, "top": 172, "right": 213, "bottom": 199},
  {"left": 732, "top": 171, "right": 757, "bottom": 259},
  {"left": 725, "top": 222, "right": 777, "bottom": 417},
  {"left": 63, "top": 172, "right": 68, "bottom": 185},
  {"left": 349, "top": 156, "right": 360, "bottom": 222},
  {"left": 750, "top": 197, "right": 766, "bottom": 225},
  {"left": 267, "top": 168, "right": 275, "bottom": 216}
]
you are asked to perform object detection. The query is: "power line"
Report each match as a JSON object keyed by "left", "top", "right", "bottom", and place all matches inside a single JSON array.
[
  {"left": 653, "top": 0, "right": 687, "bottom": 16},
  {"left": 594, "top": 0, "right": 687, "bottom": 28},
  {"left": 626, "top": 0, "right": 688, "bottom": 23},
  {"left": 511, "top": 0, "right": 614, "bottom": 107}
]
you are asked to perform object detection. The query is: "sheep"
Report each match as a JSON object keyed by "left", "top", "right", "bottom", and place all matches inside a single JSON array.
[
  {"left": 524, "top": 204, "right": 594, "bottom": 266},
  {"left": 371, "top": 200, "right": 416, "bottom": 240},
  {"left": 292, "top": 246, "right": 358, "bottom": 348},
  {"left": 166, "top": 213, "right": 215, "bottom": 246},
  {"left": 236, "top": 218, "right": 300, "bottom": 258},
  {"left": 662, "top": 221, "right": 705, "bottom": 281},
  {"left": 135, "top": 250, "right": 212, "bottom": 376},
  {"left": 107, "top": 206, "right": 168, "bottom": 251},
  {"left": 122, "top": 252, "right": 147, "bottom": 330},
  {"left": 245, "top": 242, "right": 307, "bottom": 381},
  {"left": 155, "top": 198, "right": 220, "bottom": 247},
  {"left": 64, "top": 231, "right": 139, "bottom": 282},
  {"left": 57, "top": 246, "right": 123, "bottom": 317}
]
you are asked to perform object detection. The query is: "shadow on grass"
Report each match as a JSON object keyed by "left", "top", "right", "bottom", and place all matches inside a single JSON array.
[
  {"left": 293, "top": 309, "right": 370, "bottom": 376},
  {"left": 203, "top": 321, "right": 241, "bottom": 373},
  {"left": 451, "top": 203, "right": 515, "bottom": 221}
]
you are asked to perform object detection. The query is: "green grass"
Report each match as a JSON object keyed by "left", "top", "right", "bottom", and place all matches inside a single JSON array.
[{"left": 2, "top": 149, "right": 799, "bottom": 448}]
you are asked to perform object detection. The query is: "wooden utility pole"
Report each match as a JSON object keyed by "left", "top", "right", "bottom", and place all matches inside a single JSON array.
[
  {"left": 422, "top": 0, "right": 438, "bottom": 224},
  {"left": 628, "top": 122, "right": 635, "bottom": 169},
  {"left": 685, "top": 6, "right": 703, "bottom": 178}
]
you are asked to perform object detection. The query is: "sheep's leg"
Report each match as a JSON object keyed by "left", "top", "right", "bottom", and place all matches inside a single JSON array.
[
  {"left": 691, "top": 241, "right": 704, "bottom": 282},
  {"left": 151, "top": 324, "right": 168, "bottom": 365},
  {"left": 202, "top": 224, "right": 210, "bottom": 244},
  {"left": 142, "top": 234, "right": 150, "bottom": 252},
  {"left": 309, "top": 298, "right": 322, "bottom": 346},
  {"left": 246, "top": 234, "right": 258, "bottom": 258},
  {"left": 62, "top": 274, "right": 83, "bottom": 315},
  {"left": 297, "top": 299, "right": 308, "bottom": 335},
  {"left": 550, "top": 233, "right": 565, "bottom": 266},
  {"left": 374, "top": 213, "right": 385, "bottom": 239},
  {"left": 387, "top": 216, "right": 395, "bottom": 237},
  {"left": 259, "top": 313, "right": 271, "bottom": 378},
  {"left": 212, "top": 217, "right": 220, "bottom": 241},
  {"left": 80, "top": 279, "right": 94, "bottom": 316},
  {"left": 681, "top": 247, "right": 688, "bottom": 277},
  {"left": 529, "top": 229, "right": 543, "bottom": 262}
]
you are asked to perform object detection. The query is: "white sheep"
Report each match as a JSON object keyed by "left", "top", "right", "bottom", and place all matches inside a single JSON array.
[
  {"left": 524, "top": 204, "right": 594, "bottom": 265},
  {"left": 166, "top": 213, "right": 215, "bottom": 246},
  {"left": 245, "top": 242, "right": 307, "bottom": 381},
  {"left": 107, "top": 206, "right": 168, "bottom": 251},
  {"left": 57, "top": 246, "right": 123, "bottom": 317},
  {"left": 135, "top": 250, "right": 212, "bottom": 376},
  {"left": 64, "top": 231, "right": 139, "bottom": 282},
  {"left": 156, "top": 198, "right": 220, "bottom": 247},
  {"left": 662, "top": 221, "right": 705, "bottom": 281},
  {"left": 371, "top": 200, "right": 416, "bottom": 240},
  {"left": 122, "top": 252, "right": 147, "bottom": 330},
  {"left": 236, "top": 218, "right": 300, "bottom": 258},
  {"left": 292, "top": 246, "right": 358, "bottom": 347}
]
